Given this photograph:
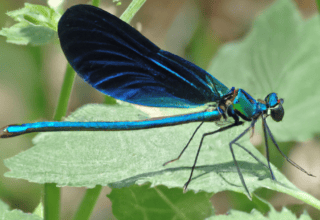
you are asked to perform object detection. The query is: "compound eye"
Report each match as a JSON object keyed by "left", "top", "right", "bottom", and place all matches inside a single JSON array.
[
  {"left": 271, "top": 103, "right": 284, "bottom": 122},
  {"left": 265, "top": 93, "right": 278, "bottom": 108}
]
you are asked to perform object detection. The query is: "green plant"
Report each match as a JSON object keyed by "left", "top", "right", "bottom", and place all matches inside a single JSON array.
[{"left": 0, "top": 0, "right": 319, "bottom": 219}]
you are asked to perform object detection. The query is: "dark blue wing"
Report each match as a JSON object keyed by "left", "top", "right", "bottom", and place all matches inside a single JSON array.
[{"left": 58, "top": 4, "right": 230, "bottom": 108}]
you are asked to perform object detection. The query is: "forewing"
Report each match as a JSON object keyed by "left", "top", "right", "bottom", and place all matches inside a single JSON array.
[{"left": 58, "top": 4, "right": 230, "bottom": 107}]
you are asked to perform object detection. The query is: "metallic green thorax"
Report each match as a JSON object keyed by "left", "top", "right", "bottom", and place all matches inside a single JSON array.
[{"left": 228, "top": 88, "right": 283, "bottom": 122}]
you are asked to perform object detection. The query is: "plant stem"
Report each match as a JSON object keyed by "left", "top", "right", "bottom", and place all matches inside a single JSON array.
[
  {"left": 72, "top": 185, "right": 103, "bottom": 220},
  {"left": 53, "top": 64, "right": 76, "bottom": 121},
  {"left": 44, "top": 183, "right": 60, "bottom": 220},
  {"left": 44, "top": 63, "right": 76, "bottom": 220},
  {"left": 120, "top": 0, "right": 146, "bottom": 23}
]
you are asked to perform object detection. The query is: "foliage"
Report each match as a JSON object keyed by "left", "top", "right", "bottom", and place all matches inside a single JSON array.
[{"left": 0, "top": 0, "right": 319, "bottom": 219}]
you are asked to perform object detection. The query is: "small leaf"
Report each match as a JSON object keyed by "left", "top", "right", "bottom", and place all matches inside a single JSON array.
[
  {"left": 7, "top": 3, "right": 60, "bottom": 31},
  {"left": 0, "top": 22, "right": 55, "bottom": 45},
  {"left": 0, "top": 3, "right": 60, "bottom": 45}
]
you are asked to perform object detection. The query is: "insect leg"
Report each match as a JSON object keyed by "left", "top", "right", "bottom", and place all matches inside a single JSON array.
[
  {"left": 163, "top": 122, "right": 204, "bottom": 166},
  {"left": 262, "top": 117, "right": 315, "bottom": 177},
  {"left": 262, "top": 115, "right": 276, "bottom": 180},
  {"left": 228, "top": 119, "right": 257, "bottom": 199},
  {"left": 183, "top": 122, "right": 244, "bottom": 192}
]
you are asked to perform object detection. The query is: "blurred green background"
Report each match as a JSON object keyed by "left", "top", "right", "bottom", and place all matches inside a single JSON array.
[{"left": 0, "top": 0, "right": 319, "bottom": 219}]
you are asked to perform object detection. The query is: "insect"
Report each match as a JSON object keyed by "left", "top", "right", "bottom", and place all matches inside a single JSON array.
[{"left": 0, "top": 4, "right": 313, "bottom": 197}]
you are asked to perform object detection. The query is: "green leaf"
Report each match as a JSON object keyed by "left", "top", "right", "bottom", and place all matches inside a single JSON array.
[
  {"left": 4, "top": 104, "right": 320, "bottom": 209},
  {"left": 0, "top": 198, "right": 43, "bottom": 220},
  {"left": 5, "top": 210, "right": 43, "bottom": 220},
  {"left": 0, "top": 199, "right": 10, "bottom": 219},
  {"left": 107, "top": 183, "right": 213, "bottom": 220},
  {"left": 207, "top": 0, "right": 320, "bottom": 142},
  {"left": 3, "top": 0, "right": 320, "bottom": 212},
  {"left": 206, "top": 207, "right": 312, "bottom": 219},
  {"left": 207, "top": 209, "right": 265, "bottom": 219},
  {"left": 0, "top": 3, "right": 60, "bottom": 45},
  {"left": 7, "top": 3, "right": 60, "bottom": 30},
  {"left": 206, "top": 196, "right": 311, "bottom": 219},
  {"left": 33, "top": 202, "right": 43, "bottom": 218},
  {"left": 0, "top": 22, "right": 55, "bottom": 45}
]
